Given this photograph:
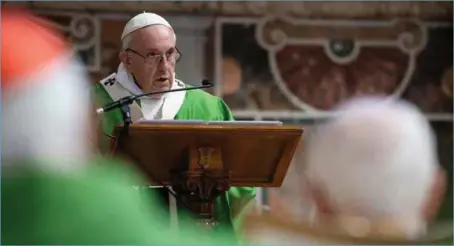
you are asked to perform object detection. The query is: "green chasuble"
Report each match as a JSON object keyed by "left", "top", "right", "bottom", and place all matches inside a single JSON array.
[
  {"left": 94, "top": 82, "right": 256, "bottom": 242},
  {"left": 2, "top": 157, "right": 236, "bottom": 245}
]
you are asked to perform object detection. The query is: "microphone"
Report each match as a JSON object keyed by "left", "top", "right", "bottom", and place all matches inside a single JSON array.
[
  {"left": 201, "top": 79, "right": 211, "bottom": 86},
  {"left": 96, "top": 79, "right": 213, "bottom": 115}
]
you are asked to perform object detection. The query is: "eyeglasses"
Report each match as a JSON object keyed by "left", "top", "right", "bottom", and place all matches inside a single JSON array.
[{"left": 125, "top": 47, "right": 182, "bottom": 65}]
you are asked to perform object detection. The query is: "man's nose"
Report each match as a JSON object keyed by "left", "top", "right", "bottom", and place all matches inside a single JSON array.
[{"left": 157, "top": 56, "right": 170, "bottom": 71}]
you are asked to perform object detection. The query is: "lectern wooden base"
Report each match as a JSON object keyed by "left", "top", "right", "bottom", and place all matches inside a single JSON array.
[{"left": 172, "top": 168, "right": 231, "bottom": 228}]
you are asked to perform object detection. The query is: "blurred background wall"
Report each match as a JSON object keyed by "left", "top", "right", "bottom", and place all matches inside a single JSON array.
[{"left": 4, "top": 1, "right": 452, "bottom": 218}]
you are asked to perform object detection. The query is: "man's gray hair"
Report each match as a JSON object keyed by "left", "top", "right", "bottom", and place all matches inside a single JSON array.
[
  {"left": 122, "top": 33, "right": 133, "bottom": 50},
  {"left": 304, "top": 97, "right": 438, "bottom": 220}
]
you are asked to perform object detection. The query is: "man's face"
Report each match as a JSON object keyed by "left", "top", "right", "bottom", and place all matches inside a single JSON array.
[{"left": 121, "top": 25, "right": 177, "bottom": 97}]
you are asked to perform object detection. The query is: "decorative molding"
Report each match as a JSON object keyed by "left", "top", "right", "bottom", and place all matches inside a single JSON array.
[
  {"left": 20, "top": 1, "right": 452, "bottom": 20},
  {"left": 165, "top": 16, "right": 214, "bottom": 32},
  {"left": 94, "top": 12, "right": 214, "bottom": 32},
  {"left": 34, "top": 10, "right": 101, "bottom": 72}
]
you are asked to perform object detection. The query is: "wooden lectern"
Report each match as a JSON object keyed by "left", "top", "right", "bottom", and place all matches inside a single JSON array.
[{"left": 112, "top": 123, "right": 303, "bottom": 227}]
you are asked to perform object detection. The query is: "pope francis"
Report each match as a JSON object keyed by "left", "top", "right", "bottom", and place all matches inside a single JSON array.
[{"left": 94, "top": 12, "right": 256, "bottom": 241}]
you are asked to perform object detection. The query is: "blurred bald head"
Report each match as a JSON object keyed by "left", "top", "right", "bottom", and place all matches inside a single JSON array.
[{"left": 302, "top": 97, "right": 444, "bottom": 233}]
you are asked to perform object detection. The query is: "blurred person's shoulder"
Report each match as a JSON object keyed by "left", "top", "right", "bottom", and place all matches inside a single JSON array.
[{"left": 1, "top": 156, "right": 169, "bottom": 245}]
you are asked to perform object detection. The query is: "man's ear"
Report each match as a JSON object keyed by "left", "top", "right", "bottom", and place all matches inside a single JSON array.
[
  {"left": 119, "top": 51, "right": 132, "bottom": 72},
  {"left": 422, "top": 167, "right": 447, "bottom": 222},
  {"left": 303, "top": 178, "right": 333, "bottom": 215}
]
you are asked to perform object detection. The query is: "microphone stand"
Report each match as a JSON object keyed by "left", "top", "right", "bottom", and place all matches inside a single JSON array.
[
  {"left": 117, "top": 104, "right": 133, "bottom": 152},
  {"left": 98, "top": 79, "right": 213, "bottom": 153}
]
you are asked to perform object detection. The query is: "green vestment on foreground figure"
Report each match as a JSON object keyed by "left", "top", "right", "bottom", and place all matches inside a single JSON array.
[
  {"left": 94, "top": 82, "right": 256, "bottom": 243},
  {"left": 1, "top": 158, "right": 237, "bottom": 245}
]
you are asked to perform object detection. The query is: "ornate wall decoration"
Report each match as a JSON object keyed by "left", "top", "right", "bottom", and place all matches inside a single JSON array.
[
  {"left": 34, "top": 11, "right": 101, "bottom": 72},
  {"left": 217, "top": 17, "right": 452, "bottom": 120},
  {"left": 256, "top": 17, "right": 427, "bottom": 112}
]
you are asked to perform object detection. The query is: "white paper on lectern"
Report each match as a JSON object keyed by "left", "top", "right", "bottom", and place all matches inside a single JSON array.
[
  {"left": 208, "top": 121, "right": 283, "bottom": 126},
  {"left": 134, "top": 119, "right": 205, "bottom": 125}
]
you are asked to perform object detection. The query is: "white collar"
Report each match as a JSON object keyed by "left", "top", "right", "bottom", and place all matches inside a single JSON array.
[{"left": 111, "top": 63, "right": 185, "bottom": 120}]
